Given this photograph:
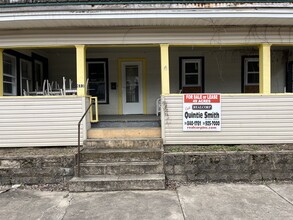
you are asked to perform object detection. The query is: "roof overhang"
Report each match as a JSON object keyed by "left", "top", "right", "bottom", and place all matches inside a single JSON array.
[{"left": 1, "top": 3, "right": 293, "bottom": 30}]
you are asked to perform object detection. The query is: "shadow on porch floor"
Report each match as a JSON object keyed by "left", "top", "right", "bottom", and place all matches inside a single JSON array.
[{"left": 92, "top": 115, "right": 161, "bottom": 128}]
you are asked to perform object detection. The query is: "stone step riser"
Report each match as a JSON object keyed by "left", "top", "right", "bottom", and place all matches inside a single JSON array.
[
  {"left": 87, "top": 128, "right": 161, "bottom": 139},
  {"left": 69, "top": 179, "right": 165, "bottom": 192},
  {"left": 77, "top": 163, "right": 164, "bottom": 176},
  {"left": 81, "top": 151, "right": 162, "bottom": 163},
  {"left": 84, "top": 139, "right": 162, "bottom": 149}
]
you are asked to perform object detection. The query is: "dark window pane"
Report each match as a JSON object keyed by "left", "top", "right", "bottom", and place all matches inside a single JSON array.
[
  {"left": 247, "top": 73, "right": 259, "bottom": 84},
  {"left": 4, "top": 62, "right": 12, "bottom": 75},
  {"left": 88, "top": 62, "right": 107, "bottom": 103},
  {"left": 89, "top": 82, "right": 106, "bottom": 102},
  {"left": 185, "top": 74, "right": 198, "bottom": 85},
  {"left": 89, "top": 63, "right": 105, "bottom": 82},
  {"left": 248, "top": 61, "right": 259, "bottom": 72},
  {"left": 4, "top": 83, "right": 12, "bottom": 94},
  {"left": 21, "top": 61, "right": 30, "bottom": 78},
  {"left": 185, "top": 62, "right": 198, "bottom": 74},
  {"left": 3, "top": 76, "right": 12, "bottom": 82},
  {"left": 35, "top": 62, "right": 43, "bottom": 87}
]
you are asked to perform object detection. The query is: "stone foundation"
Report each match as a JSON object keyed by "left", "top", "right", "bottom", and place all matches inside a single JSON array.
[
  {"left": 0, "top": 148, "right": 76, "bottom": 185},
  {"left": 164, "top": 151, "right": 293, "bottom": 182}
]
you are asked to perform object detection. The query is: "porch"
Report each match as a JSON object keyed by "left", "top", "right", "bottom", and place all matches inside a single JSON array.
[{"left": 1, "top": 41, "right": 293, "bottom": 147}]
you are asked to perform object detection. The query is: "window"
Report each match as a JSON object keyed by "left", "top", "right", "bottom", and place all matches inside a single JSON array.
[
  {"left": 87, "top": 59, "right": 109, "bottom": 104},
  {"left": 244, "top": 58, "right": 259, "bottom": 85},
  {"left": 182, "top": 59, "right": 201, "bottom": 87},
  {"left": 3, "top": 54, "right": 17, "bottom": 96},
  {"left": 179, "top": 57, "right": 204, "bottom": 93},
  {"left": 20, "top": 59, "right": 32, "bottom": 94}
]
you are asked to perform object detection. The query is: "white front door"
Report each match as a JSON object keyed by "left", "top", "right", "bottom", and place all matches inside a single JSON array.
[{"left": 122, "top": 61, "right": 143, "bottom": 114}]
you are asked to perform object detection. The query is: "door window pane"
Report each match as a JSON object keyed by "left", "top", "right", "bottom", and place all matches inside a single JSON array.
[{"left": 125, "top": 65, "right": 139, "bottom": 103}]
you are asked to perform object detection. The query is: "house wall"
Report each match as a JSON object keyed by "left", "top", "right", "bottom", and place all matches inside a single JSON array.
[
  {"left": 0, "top": 96, "right": 89, "bottom": 147},
  {"left": 47, "top": 48, "right": 76, "bottom": 88},
  {"left": 46, "top": 47, "right": 287, "bottom": 115},
  {"left": 47, "top": 47, "right": 161, "bottom": 115},
  {"left": 162, "top": 94, "right": 293, "bottom": 145},
  {"left": 2, "top": 27, "right": 293, "bottom": 47},
  {"left": 170, "top": 47, "right": 286, "bottom": 93}
]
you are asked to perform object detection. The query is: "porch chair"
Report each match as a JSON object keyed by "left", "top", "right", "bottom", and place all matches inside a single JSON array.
[
  {"left": 156, "top": 97, "right": 161, "bottom": 116},
  {"left": 47, "top": 80, "right": 63, "bottom": 96}
]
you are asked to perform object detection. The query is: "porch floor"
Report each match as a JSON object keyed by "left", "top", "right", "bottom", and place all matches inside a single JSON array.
[
  {"left": 92, "top": 115, "right": 161, "bottom": 128},
  {"left": 98, "top": 114, "right": 160, "bottom": 122}
]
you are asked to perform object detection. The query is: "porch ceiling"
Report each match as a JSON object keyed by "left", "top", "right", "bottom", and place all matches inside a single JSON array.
[{"left": 2, "top": 8, "right": 293, "bottom": 30}]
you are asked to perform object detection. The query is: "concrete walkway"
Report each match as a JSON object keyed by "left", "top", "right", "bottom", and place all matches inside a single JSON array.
[{"left": 0, "top": 183, "right": 293, "bottom": 220}]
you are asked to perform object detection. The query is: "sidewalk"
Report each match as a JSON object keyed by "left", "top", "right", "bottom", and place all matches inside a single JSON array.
[{"left": 0, "top": 183, "right": 293, "bottom": 220}]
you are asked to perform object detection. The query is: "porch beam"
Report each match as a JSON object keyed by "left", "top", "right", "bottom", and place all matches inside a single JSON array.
[
  {"left": 0, "top": 49, "right": 3, "bottom": 96},
  {"left": 259, "top": 44, "right": 271, "bottom": 94},
  {"left": 160, "top": 44, "right": 170, "bottom": 95},
  {"left": 75, "top": 45, "right": 87, "bottom": 96}
]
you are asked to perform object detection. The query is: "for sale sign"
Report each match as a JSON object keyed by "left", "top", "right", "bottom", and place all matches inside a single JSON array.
[{"left": 183, "top": 94, "right": 221, "bottom": 131}]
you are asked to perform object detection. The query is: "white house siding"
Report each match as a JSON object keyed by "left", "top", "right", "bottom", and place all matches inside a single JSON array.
[
  {"left": 0, "top": 96, "right": 89, "bottom": 147},
  {"left": 162, "top": 94, "right": 293, "bottom": 145},
  {"left": 2, "top": 27, "right": 293, "bottom": 47}
]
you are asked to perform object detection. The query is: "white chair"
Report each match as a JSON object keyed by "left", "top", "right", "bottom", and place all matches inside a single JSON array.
[
  {"left": 86, "top": 78, "right": 89, "bottom": 95},
  {"left": 23, "top": 89, "right": 27, "bottom": 96},
  {"left": 156, "top": 97, "right": 161, "bottom": 116},
  {"left": 62, "top": 77, "right": 66, "bottom": 95}
]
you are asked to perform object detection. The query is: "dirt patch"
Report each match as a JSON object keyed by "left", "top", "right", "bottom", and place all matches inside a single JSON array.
[
  {"left": 0, "top": 147, "right": 77, "bottom": 158},
  {"left": 165, "top": 144, "right": 293, "bottom": 153}
]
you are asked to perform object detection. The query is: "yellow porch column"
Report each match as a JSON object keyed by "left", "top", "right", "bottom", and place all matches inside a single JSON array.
[
  {"left": 160, "top": 44, "right": 170, "bottom": 94},
  {"left": 75, "top": 45, "right": 87, "bottom": 96},
  {"left": 0, "top": 49, "right": 3, "bottom": 96},
  {"left": 259, "top": 44, "right": 271, "bottom": 94}
]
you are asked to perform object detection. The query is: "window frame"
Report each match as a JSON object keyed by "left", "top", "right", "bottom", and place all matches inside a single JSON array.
[
  {"left": 244, "top": 57, "right": 259, "bottom": 86},
  {"left": 20, "top": 58, "right": 33, "bottom": 95},
  {"left": 3, "top": 53, "right": 17, "bottom": 96},
  {"left": 179, "top": 57, "right": 204, "bottom": 91},
  {"left": 86, "top": 58, "right": 109, "bottom": 104}
]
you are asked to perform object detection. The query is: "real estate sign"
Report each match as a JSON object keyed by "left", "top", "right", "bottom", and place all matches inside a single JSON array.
[{"left": 183, "top": 94, "right": 221, "bottom": 131}]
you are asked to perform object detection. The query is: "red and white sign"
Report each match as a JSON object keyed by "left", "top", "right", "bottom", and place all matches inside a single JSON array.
[{"left": 183, "top": 94, "right": 221, "bottom": 131}]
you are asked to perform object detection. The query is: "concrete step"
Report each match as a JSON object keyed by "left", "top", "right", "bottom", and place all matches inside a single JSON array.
[
  {"left": 77, "top": 161, "right": 164, "bottom": 175},
  {"left": 80, "top": 148, "right": 163, "bottom": 163},
  {"left": 68, "top": 174, "right": 166, "bottom": 192},
  {"left": 87, "top": 127, "right": 161, "bottom": 139},
  {"left": 84, "top": 138, "right": 163, "bottom": 149}
]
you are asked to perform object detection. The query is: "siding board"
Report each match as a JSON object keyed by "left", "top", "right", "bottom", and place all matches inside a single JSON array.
[
  {"left": 2, "top": 27, "right": 293, "bottom": 47},
  {"left": 0, "top": 97, "right": 87, "bottom": 147},
  {"left": 163, "top": 94, "right": 293, "bottom": 144}
]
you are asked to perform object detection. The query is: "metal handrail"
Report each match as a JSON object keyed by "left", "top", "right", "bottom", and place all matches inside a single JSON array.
[{"left": 77, "top": 102, "right": 93, "bottom": 177}]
